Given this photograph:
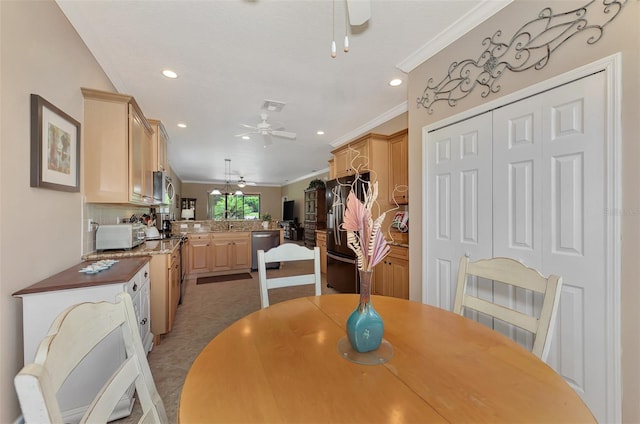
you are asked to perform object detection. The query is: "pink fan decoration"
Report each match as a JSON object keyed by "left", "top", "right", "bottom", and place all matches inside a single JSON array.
[{"left": 342, "top": 180, "right": 390, "bottom": 271}]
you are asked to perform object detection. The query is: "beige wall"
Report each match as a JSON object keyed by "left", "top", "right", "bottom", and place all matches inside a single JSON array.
[
  {"left": 181, "top": 182, "right": 283, "bottom": 221},
  {"left": 0, "top": 0, "right": 116, "bottom": 420},
  {"left": 406, "top": 0, "right": 639, "bottom": 421}
]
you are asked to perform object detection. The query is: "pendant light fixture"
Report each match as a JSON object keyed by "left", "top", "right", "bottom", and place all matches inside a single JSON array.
[{"left": 210, "top": 159, "right": 243, "bottom": 196}]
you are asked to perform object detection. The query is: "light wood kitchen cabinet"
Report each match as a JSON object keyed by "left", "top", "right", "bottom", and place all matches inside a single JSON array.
[
  {"left": 186, "top": 232, "right": 251, "bottom": 274},
  {"left": 211, "top": 232, "right": 251, "bottom": 272},
  {"left": 82, "top": 88, "right": 154, "bottom": 205},
  {"left": 149, "top": 245, "right": 181, "bottom": 343},
  {"left": 388, "top": 129, "right": 408, "bottom": 205},
  {"left": 148, "top": 119, "right": 169, "bottom": 172},
  {"left": 332, "top": 136, "right": 377, "bottom": 178},
  {"left": 373, "top": 245, "right": 409, "bottom": 299},
  {"left": 331, "top": 133, "right": 394, "bottom": 230},
  {"left": 315, "top": 230, "right": 327, "bottom": 274},
  {"left": 328, "top": 158, "right": 335, "bottom": 179},
  {"left": 188, "top": 233, "right": 212, "bottom": 274}
]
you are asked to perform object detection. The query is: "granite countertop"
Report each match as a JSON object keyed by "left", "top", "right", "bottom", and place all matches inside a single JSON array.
[
  {"left": 13, "top": 256, "right": 150, "bottom": 296},
  {"left": 83, "top": 238, "right": 182, "bottom": 261}
]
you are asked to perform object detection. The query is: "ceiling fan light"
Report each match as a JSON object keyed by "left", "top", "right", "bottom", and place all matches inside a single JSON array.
[{"left": 237, "top": 181, "right": 246, "bottom": 188}]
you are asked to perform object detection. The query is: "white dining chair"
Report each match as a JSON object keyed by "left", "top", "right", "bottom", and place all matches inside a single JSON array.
[
  {"left": 14, "top": 292, "right": 168, "bottom": 424},
  {"left": 453, "top": 256, "right": 563, "bottom": 361},
  {"left": 257, "top": 243, "right": 321, "bottom": 308}
]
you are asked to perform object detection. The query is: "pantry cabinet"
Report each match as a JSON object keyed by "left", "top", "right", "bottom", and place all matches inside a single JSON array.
[
  {"left": 388, "top": 129, "right": 408, "bottom": 205},
  {"left": 148, "top": 118, "right": 169, "bottom": 172},
  {"left": 373, "top": 245, "right": 409, "bottom": 299},
  {"left": 82, "top": 88, "right": 154, "bottom": 205}
]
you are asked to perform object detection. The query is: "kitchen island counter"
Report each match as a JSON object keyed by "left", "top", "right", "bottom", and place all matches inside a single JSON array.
[{"left": 83, "top": 237, "right": 182, "bottom": 260}]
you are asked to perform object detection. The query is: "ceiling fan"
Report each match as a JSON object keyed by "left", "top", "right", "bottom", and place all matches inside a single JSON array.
[
  {"left": 235, "top": 112, "right": 296, "bottom": 146},
  {"left": 236, "top": 176, "right": 256, "bottom": 188}
]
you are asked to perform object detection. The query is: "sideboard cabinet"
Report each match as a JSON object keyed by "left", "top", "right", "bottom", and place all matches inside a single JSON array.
[
  {"left": 13, "top": 258, "right": 152, "bottom": 423},
  {"left": 82, "top": 88, "right": 154, "bottom": 205}
]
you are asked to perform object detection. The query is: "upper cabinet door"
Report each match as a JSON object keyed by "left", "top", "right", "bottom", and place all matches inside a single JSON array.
[{"left": 388, "top": 130, "right": 408, "bottom": 205}]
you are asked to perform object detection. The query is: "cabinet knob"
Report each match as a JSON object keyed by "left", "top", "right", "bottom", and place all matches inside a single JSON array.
[
  {"left": 144, "top": 271, "right": 148, "bottom": 278},
  {"left": 140, "top": 317, "right": 147, "bottom": 325},
  {"left": 132, "top": 283, "right": 138, "bottom": 291}
]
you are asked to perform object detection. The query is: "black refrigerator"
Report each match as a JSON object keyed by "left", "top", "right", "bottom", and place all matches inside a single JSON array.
[{"left": 325, "top": 173, "right": 370, "bottom": 293}]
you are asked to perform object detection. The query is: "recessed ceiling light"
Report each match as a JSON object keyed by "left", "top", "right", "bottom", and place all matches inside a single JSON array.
[
  {"left": 242, "top": 136, "right": 250, "bottom": 140},
  {"left": 162, "top": 69, "right": 178, "bottom": 79},
  {"left": 389, "top": 78, "right": 403, "bottom": 87},
  {"left": 177, "top": 123, "right": 187, "bottom": 128},
  {"left": 317, "top": 130, "right": 325, "bottom": 135}
]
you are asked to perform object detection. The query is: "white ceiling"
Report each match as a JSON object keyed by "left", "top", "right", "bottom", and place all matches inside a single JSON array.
[{"left": 57, "top": 0, "right": 509, "bottom": 186}]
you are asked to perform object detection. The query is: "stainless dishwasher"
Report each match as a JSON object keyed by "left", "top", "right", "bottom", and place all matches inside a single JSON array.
[{"left": 251, "top": 231, "right": 281, "bottom": 271}]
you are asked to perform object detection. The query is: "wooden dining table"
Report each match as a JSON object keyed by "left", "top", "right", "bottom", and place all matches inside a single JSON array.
[{"left": 179, "top": 294, "right": 594, "bottom": 423}]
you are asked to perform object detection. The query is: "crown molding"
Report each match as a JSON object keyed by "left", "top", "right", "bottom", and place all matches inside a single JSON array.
[
  {"left": 396, "top": 0, "right": 513, "bottom": 73},
  {"left": 330, "top": 101, "right": 407, "bottom": 148}
]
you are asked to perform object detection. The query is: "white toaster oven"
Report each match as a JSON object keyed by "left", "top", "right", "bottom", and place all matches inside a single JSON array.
[{"left": 96, "top": 224, "right": 146, "bottom": 250}]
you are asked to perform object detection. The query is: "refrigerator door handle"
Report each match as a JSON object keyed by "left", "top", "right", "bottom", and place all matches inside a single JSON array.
[{"left": 327, "top": 252, "right": 356, "bottom": 263}]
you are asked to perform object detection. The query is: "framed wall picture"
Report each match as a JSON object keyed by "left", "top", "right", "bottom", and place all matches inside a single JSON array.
[{"left": 30, "top": 94, "right": 81, "bottom": 192}]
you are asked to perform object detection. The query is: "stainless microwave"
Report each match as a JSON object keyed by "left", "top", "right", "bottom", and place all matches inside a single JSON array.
[{"left": 153, "top": 171, "right": 174, "bottom": 205}]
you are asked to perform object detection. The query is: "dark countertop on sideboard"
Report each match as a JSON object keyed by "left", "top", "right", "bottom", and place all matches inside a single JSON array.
[{"left": 13, "top": 256, "right": 150, "bottom": 296}]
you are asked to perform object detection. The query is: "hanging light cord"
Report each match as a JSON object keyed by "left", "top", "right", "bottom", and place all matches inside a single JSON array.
[
  {"left": 344, "top": 0, "right": 349, "bottom": 53},
  {"left": 331, "top": 0, "right": 337, "bottom": 58}
]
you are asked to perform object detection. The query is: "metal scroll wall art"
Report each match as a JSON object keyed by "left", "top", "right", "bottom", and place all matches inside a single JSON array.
[{"left": 416, "top": 0, "right": 627, "bottom": 114}]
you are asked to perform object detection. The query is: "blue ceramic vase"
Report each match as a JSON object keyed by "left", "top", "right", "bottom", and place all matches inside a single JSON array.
[{"left": 346, "top": 270, "right": 384, "bottom": 353}]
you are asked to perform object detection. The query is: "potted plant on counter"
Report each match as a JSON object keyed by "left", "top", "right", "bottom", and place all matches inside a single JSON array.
[{"left": 261, "top": 213, "right": 272, "bottom": 229}]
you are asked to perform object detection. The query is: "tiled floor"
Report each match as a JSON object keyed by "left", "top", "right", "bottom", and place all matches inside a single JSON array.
[{"left": 117, "top": 260, "right": 337, "bottom": 423}]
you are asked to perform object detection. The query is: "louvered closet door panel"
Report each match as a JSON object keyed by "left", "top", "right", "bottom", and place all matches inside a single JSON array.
[{"left": 426, "top": 112, "right": 493, "bottom": 310}]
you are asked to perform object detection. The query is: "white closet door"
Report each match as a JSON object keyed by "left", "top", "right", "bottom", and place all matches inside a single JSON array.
[
  {"left": 425, "top": 71, "right": 609, "bottom": 420},
  {"left": 425, "top": 113, "right": 493, "bottom": 310},
  {"left": 542, "top": 73, "right": 606, "bottom": 411},
  {"left": 493, "top": 73, "right": 607, "bottom": 416}
]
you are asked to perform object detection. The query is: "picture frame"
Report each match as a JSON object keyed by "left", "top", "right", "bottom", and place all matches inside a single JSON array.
[{"left": 30, "top": 94, "right": 81, "bottom": 192}]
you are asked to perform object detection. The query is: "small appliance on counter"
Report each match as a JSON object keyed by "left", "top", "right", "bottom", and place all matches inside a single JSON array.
[{"left": 96, "top": 223, "right": 146, "bottom": 250}]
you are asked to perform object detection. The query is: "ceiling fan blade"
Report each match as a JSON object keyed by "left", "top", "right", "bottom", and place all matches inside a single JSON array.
[
  {"left": 241, "top": 123, "right": 259, "bottom": 130},
  {"left": 246, "top": 181, "right": 257, "bottom": 186},
  {"left": 271, "top": 130, "right": 296, "bottom": 140},
  {"left": 346, "top": 0, "right": 371, "bottom": 26},
  {"left": 235, "top": 132, "right": 255, "bottom": 138}
]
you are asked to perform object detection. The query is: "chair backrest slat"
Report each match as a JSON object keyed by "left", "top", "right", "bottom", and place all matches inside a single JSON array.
[
  {"left": 258, "top": 244, "right": 322, "bottom": 308},
  {"left": 453, "top": 256, "right": 563, "bottom": 361}
]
